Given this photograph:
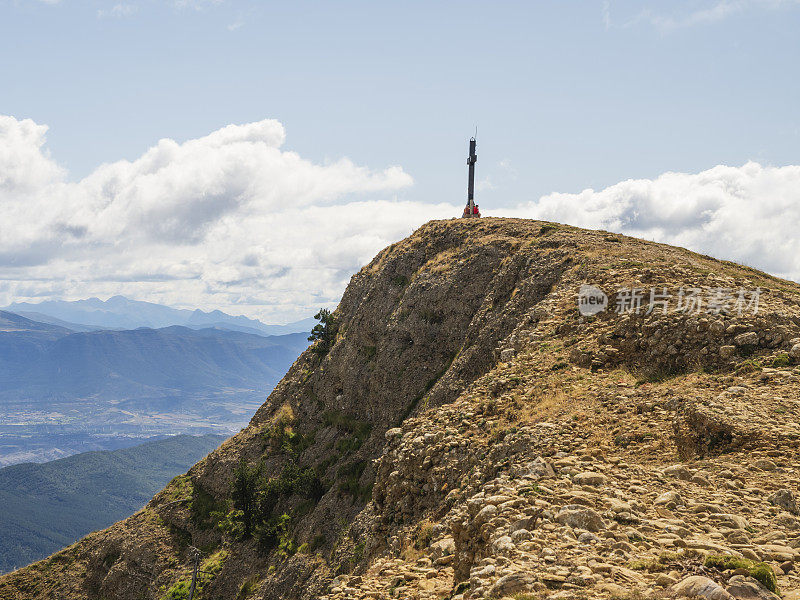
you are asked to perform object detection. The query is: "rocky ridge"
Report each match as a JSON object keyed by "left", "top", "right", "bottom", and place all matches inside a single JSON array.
[{"left": 2, "top": 218, "right": 800, "bottom": 600}]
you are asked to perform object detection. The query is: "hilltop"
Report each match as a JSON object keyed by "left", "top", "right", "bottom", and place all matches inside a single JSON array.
[{"left": 2, "top": 218, "right": 800, "bottom": 600}]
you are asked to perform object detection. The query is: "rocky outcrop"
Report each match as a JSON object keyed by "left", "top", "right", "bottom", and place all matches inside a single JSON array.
[{"left": 3, "top": 218, "right": 800, "bottom": 600}]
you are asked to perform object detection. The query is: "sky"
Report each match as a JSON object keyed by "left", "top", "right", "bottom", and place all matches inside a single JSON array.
[{"left": 0, "top": 0, "right": 799, "bottom": 322}]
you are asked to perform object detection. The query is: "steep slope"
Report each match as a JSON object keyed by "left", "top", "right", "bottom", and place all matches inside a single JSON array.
[
  {"left": 0, "top": 434, "right": 227, "bottom": 574},
  {"left": 2, "top": 218, "right": 800, "bottom": 600}
]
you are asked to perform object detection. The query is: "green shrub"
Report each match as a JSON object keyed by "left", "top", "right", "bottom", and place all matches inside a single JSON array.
[
  {"left": 222, "top": 460, "right": 326, "bottom": 554},
  {"left": 308, "top": 309, "right": 339, "bottom": 355},
  {"left": 771, "top": 353, "right": 791, "bottom": 368},
  {"left": 750, "top": 563, "right": 779, "bottom": 593},
  {"left": 231, "top": 459, "right": 261, "bottom": 537},
  {"left": 190, "top": 484, "right": 227, "bottom": 530},
  {"left": 413, "top": 521, "right": 435, "bottom": 550},
  {"left": 704, "top": 555, "right": 779, "bottom": 594},
  {"left": 160, "top": 550, "right": 228, "bottom": 600}
]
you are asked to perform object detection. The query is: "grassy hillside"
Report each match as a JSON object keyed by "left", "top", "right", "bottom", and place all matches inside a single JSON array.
[{"left": 0, "top": 434, "right": 226, "bottom": 574}]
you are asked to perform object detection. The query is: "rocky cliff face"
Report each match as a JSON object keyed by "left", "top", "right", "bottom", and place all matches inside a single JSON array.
[{"left": 3, "top": 218, "right": 800, "bottom": 600}]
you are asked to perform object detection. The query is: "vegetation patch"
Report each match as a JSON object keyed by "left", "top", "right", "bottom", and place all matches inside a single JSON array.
[
  {"left": 735, "top": 358, "right": 763, "bottom": 374},
  {"left": 413, "top": 520, "right": 435, "bottom": 550},
  {"left": 336, "top": 460, "right": 372, "bottom": 501},
  {"left": 629, "top": 550, "right": 699, "bottom": 572},
  {"left": 705, "top": 555, "right": 779, "bottom": 594},
  {"left": 537, "top": 224, "right": 558, "bottom": 236},
  {"left": 237, "top": 576, "right": 261, "bottom": 599},
  {"left": 190, "top": 484, "right": 227, "bottom": 531},
  {"left": 323, "top": 409, "right": 372, "bottom": 454},
  {"left": 264, "top": 404, "right": 315, "bottom": 457},
  {"left": 771, "top": 353, "right": 791, "bottom": 368},
  {"left": 160, "top": 549, "right": 228, "bottom": 600},
  {"left": 164, "top": 475, "right": 193, "bottom": 502},
  {"left": 309, "top": 308, "right": 339, "bottom": 355},
  {"left": 392, "top": 274, "right": 410, "bottom": 288}
]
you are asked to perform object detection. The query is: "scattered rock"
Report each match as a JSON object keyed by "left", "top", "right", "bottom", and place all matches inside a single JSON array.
[
  {"left": 768, "top": 489, "right": 800, "bottom": 516},
  {"left": 753, "top": 459, "right": 777, "bottom": 472},
  {"left": 670, "top": 575, "right": 735, "bottom": 600},
  {"left": 555, "top": 506, "right": 605, "bottom": 532},
  {"left": 726, "top": 575, "right": 781, "bottom": 600},
  {"left": 789, "top": 343, "right": 800, "bottom": 362},
  {"left": 500, "top": 348, "right": 515, "bottom": 362},
  {"left": 573, "top": 471, "right": 608, "bottom": 486},
  {"left": 489, "top": 572, "right": 537, "bottom": 596},
  {"left": 734, "top": 332, "right": 759, "bottom": 347}
]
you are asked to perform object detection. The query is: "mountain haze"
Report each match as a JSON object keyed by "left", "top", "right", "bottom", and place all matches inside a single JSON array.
[
  {"left": 3, "top": 219, "right": 800, "bottom": 600},
  {"left": 4, "top": 296, "right": 314, "bottom": 336},
  {"left": 0, "top": 326, "right": 309, "bottom": 398},
  {"left": 0, "top": 312, "right": 309, "bottom": 466}
]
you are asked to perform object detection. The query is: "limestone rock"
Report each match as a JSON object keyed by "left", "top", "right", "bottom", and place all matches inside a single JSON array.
[
  {"left": 725, "top": 575, "right": 780, "bottom": 600},
  {"left": 734, "top": 332, "right": 759, "bottom": 347},
  {"left": 670, "top": 575, "right": 735, "bottom": 600},
  {"left": 555, "top": 505, "right": 605, "bottom": 532},
  {"left": 768, "top": 488, "right": 800, "bottom": 516}
]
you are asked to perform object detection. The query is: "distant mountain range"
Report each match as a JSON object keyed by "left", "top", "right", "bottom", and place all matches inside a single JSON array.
[
  {"left": 0, "top": 433, "right": 227, "bottom": 574},
  {"left": 4, "top": 295, "right": 315, "bottom": 336},
  {"left": 0, "top": 310, "right": 309, "bottom": 465},
  {"left": 0, "top": 310, "right": 309, "bottom": 399}
]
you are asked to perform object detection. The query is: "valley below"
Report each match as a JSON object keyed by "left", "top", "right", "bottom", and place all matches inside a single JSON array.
[
  {"left": 0, "top": 390, "right": 264, "bottom": 466},
  {"left": 0, "top": 310, "right": 309, "bottom": 465}
]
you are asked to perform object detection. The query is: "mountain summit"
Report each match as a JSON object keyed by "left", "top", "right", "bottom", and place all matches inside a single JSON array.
[{"left": 3, "top": 218, "right": 800, "bottom": 600}]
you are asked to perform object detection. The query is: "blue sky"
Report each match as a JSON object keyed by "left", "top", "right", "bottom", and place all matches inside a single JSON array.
[
  {"left": 5, "top": 0, "right": 798, "bottom": 203},
  {"left": 1, "top": 0, "right": 799, "bottom": 321}
]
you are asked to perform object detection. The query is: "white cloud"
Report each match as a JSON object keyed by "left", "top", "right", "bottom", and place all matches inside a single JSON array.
[
  {"left": 97, "top": 3, "right": 138, "bottom": 19},
  {"left": 601, "top": 0, "right": 611, "bottom": 29},
  {"left": 0, "top": 116, "right": 65, "bottom": 193},
  {"left": 506, "top": 162, "right": 800, "bottom": 282},
  {"left": 174, "top": 0, "right": 225, "bottom": 10},
  {"left": 5, "top": 115, "right": 799, "bottom": 323},
  {"left": 626, "top": 0, "right": 800, "bottom": 31},
  {"left": 0, "top": 115, "right": 449, "bottom": 322}
]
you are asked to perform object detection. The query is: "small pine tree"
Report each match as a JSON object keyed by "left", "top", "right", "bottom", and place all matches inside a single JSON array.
[
  {"left": 308, "top": 309, "right": 339, "bottom": 354},
  {"left": 231, "top": 459, "right": 260, "bottom": 537}
]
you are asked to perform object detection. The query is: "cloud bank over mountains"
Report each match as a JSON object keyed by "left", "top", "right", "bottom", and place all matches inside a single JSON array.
[
  {"left": 1, "top": 113, "right": 798, "bottom": 321},
  {"left": 0, "top": 115, "right": 453, "bottom": 321}
]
